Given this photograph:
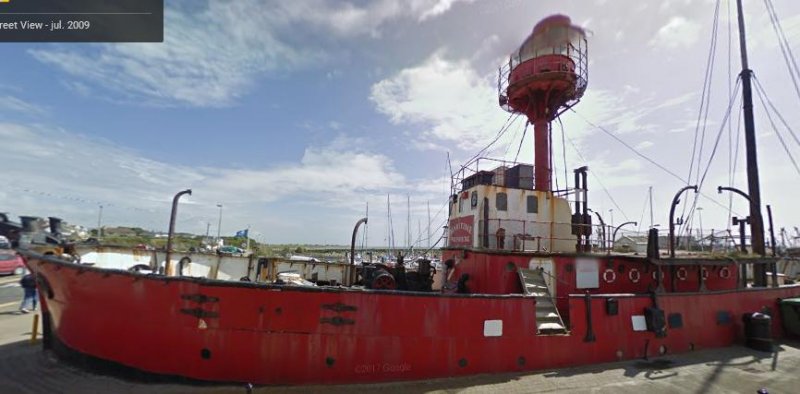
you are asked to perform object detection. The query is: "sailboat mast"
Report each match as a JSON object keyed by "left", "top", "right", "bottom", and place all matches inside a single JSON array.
[
  {"left": 735, "top": 0, "right": 766, "bottom": 259},
  {"left": 407, "top": 194, "right": 411, "bottom": 249},
  {"left": 648, "top": 186, "right": 654, "bottom": 228},
  {"left": 427, "top": 200, "right": 431, "bottom": 249}
]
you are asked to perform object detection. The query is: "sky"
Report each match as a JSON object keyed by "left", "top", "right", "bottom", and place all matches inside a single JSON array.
[{"left": 2, "top": 0, "right": 800, "bottom": 246}]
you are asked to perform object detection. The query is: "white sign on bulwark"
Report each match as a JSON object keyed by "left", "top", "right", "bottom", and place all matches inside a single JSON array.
[{"left": 575, "top": 258, "right": 599, "bottom": 289}]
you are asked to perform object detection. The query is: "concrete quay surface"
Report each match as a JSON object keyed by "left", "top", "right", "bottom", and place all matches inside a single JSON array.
[{"left": 0, "top": 281, "right": 797, "bottom": 393}]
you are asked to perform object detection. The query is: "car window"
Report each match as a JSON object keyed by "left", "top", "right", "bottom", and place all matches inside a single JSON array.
[{"left": 0, "top": 254, "right": 16, "bottom": 261}]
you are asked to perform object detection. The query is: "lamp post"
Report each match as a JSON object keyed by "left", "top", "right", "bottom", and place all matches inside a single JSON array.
[
  {"left": 216, "top": 203, "right": 223, "bottom": 246},
  {"left": 97, "top": 204, "right": 103, "bottom": 238}
]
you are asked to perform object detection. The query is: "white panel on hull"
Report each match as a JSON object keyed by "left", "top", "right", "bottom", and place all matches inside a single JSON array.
[
  {"left": 483, "top": 320, "right": 503, "bottom": 337},
  {"left": 575, "top": 258, "right": 599, "bottom": 289}
]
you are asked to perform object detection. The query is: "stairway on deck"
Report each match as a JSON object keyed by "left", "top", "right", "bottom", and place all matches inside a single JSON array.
[{"left": 519, "top": 268, "right": 568, "bottom": 335}]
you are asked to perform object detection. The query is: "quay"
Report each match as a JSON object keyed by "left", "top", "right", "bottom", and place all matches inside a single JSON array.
[{"left": 0, "top": 275, "right": 797, "bottom": 394}]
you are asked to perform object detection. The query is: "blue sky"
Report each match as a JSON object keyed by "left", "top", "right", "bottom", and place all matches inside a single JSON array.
[{"left": 2, "top": 0, "right": 800, "bottom": 246}]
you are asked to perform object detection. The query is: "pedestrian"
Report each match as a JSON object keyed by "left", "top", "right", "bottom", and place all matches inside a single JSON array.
[{"left": 19, "top": 273, "right": 37, "bottom": 314}]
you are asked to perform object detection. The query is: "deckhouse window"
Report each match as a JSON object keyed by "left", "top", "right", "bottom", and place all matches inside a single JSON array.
[
  {"left": 496, "top": 192, "right": 508, "bottom": 211},
  {"left": 527, "top": 195, "right": 538, "bottom": 213}
]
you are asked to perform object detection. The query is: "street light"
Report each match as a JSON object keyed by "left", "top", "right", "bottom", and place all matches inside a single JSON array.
[{"left": 216, "top": 203, "right": 223, "bottom": 246}]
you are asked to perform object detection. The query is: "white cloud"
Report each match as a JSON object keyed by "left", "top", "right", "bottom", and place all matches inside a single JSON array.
[
  {"left": 28, "top": 0, "right": 471, "bottom": 108},
  {"left": 0, "top": 95, "right": 46, "bottom": 115},
  {"left": 649, "top": 16, "right": 701, "bottom": 49},
  {"left": 370, "top": 52, "right": 508, "bottom": 152},
  {"left": 0, "top": 122, "right": 451, "bottom": 244},
  {"left": 30, "top": 4, "right": 312, "bottom": 108},
  {"left": 417, "top": 0, "right": 474, "bottom": 21}
]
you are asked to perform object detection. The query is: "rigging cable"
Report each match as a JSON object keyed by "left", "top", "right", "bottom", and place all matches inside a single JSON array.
[
  {"left": 570, "top": 109, "right": 684, "bottom": 181},
  {"left": 680, "top": 0, "right": 722, "bottom": 238},
  {"left": 558, "top": 117, "right": 569, "bottom": 191},
  {"left": 697, "top": 78, "right": 742, "bottom": 190},
  {"left": 764, "top": 0, "right": 800, "bottom": 106},
  {"left": 513, "top": 120, "right": 529, "bottom": 163},
  {"left": 564, "top": 133, "right": 629, "bottom": 221},
  {"left": 727, "top": 0, "right": 734, "bottom": 232},
  {"left": 551, "top": 122, "right": 560, "bottom": 192},
  {"left": 503, "top": 117, "right": 523, "bottom": 158},
  {"left": 462, "top": 112, "right": 519, "bottom": 170},
  {"left": 687, "top": 0, "right": 723, "bottom": 188},
  {"left": 753, "top": 76, "right": 800, "bottom": 148},
  {"left": 753, "top": 78, "right": 800, "bottom": 176},
  {"left": 636, "top": 189, "right": 649, "bottom": 235},
  {"left": 569, "top": 108, "right": 742, "bottom": 216},
  {"left": 679, "top": 77, "right": 742, "bottom": 240}
]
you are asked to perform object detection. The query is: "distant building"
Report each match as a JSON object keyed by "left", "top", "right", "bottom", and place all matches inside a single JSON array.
[
  {"left": 614, "top": 236, "right": 648, "bottom": 253},
  {"left": 614, "top": 234, "right": 698, "bottom": 253}
]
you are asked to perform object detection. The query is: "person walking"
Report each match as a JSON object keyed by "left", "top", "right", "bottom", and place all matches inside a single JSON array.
[{"left": 19, "top": 273, "right": 37, "bottom": 313}]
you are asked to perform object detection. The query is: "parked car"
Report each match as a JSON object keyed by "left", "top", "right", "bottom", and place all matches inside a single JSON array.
[
  {"left": 0, "top": 235, "right": 10, "bottom": 249},
  {"left": 0, "top": 251, "right": 25, "bottom": 276}
]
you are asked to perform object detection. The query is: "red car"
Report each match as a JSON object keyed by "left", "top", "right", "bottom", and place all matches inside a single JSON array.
[{"left": 0, "top": 252, "right": 25, "bottom": 276}]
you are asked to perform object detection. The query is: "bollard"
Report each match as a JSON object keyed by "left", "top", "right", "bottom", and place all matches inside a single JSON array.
[{"left": 30, "top": 314, "right": 39, "bottom": 344}]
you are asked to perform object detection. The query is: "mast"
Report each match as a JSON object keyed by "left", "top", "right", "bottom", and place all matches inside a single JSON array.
[
  {"left": 427, "top": 201, "right": 431, "bottom": 249},
  {"left": 736, "top": 0, "right": 767, "bottom": 287},
  {"left": 365, "top": 201, "right": 369, "bottom": 249},
  {"left": 648, "top": 186, "right": 654, "bottom": 228},
  {"left": 735, "top": 0, "right": 766, "bottom": 260},
  {"left": 407, "top": 194, "right": 411, "bottom": 249}
]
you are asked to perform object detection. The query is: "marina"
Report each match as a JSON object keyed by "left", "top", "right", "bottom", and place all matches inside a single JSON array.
[{"left": 2, "top": 0, "right": 800, "bottom": 392}]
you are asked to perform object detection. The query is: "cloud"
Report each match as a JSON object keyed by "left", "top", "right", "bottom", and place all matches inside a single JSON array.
[
  {"left": 649, "top": 16, "right": 701, "bottom": 49},
  {"left": 0, "top": 95, "right": 46, "bottom": 116},
  {"left": 29, "top": 4, "right": 312, "bottom": 108},
  {"left": 418, "top": 0, "right": 474, "bottom": 22},
  {"left": 0, "top": 122, "right": 451, "bottom": 244},
  {"left": 370, "top": 52, "right": 508, "bottom": 152},
  {"left": 28, "top": 0, "right": 471, "bottom": 108}
]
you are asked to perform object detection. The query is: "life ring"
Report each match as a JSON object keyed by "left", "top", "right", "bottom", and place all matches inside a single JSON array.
[
  {"left": 603, "top": 268, "right": 616, "bottom": 283},
  {"left": 720, "top": 266, "right": 731, "bottom": 279},
  {"left": 677, "top": 267, "right": 688, "bottom": 281},
  {"left": 701, "top": 267, "right": 709, "bottom": 280},
  {"left": 628, "top": 268, "right": 641, "bottom": 283}
]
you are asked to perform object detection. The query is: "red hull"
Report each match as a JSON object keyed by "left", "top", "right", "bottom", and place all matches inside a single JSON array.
[{"left": 24, "top": 251, "right": 800, "bottom": 385}]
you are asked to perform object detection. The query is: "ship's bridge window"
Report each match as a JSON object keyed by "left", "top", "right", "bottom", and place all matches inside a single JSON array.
[
  {"left": 459, "top": 195, "right": 465, "bottom": 213},
  {"left": 527, "top": 195, "right": 539, "bottom": 214},
  {"left": 496, "top": 192, "right": 508, "bottom": 211}
]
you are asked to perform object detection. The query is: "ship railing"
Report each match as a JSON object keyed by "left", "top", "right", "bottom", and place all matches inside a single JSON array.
[
  {"left": 476, "top": 218, "right": 642, "bottom": 253},
  {"left": 451, "top": 156, "right": 523, "bottom": 194},
  {"left": 450, "top": 156, "right": 573, "bottom": 199},
  {"left": 497, "top": 39, "right": 588, "bottom": 114}
]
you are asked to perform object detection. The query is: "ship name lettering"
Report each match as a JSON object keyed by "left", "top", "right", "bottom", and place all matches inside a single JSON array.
[{"left": 354, "top": 363, "right": 411, "bottom": 374}]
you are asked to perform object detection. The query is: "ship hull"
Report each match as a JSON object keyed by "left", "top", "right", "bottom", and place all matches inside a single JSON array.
[{"left": 24, "top": 251, "right": 800, "bottom": 385}]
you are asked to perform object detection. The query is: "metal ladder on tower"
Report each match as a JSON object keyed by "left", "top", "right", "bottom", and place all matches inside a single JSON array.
[{"left": 519, "top": 267, "right": 568, "bottom": 335}]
